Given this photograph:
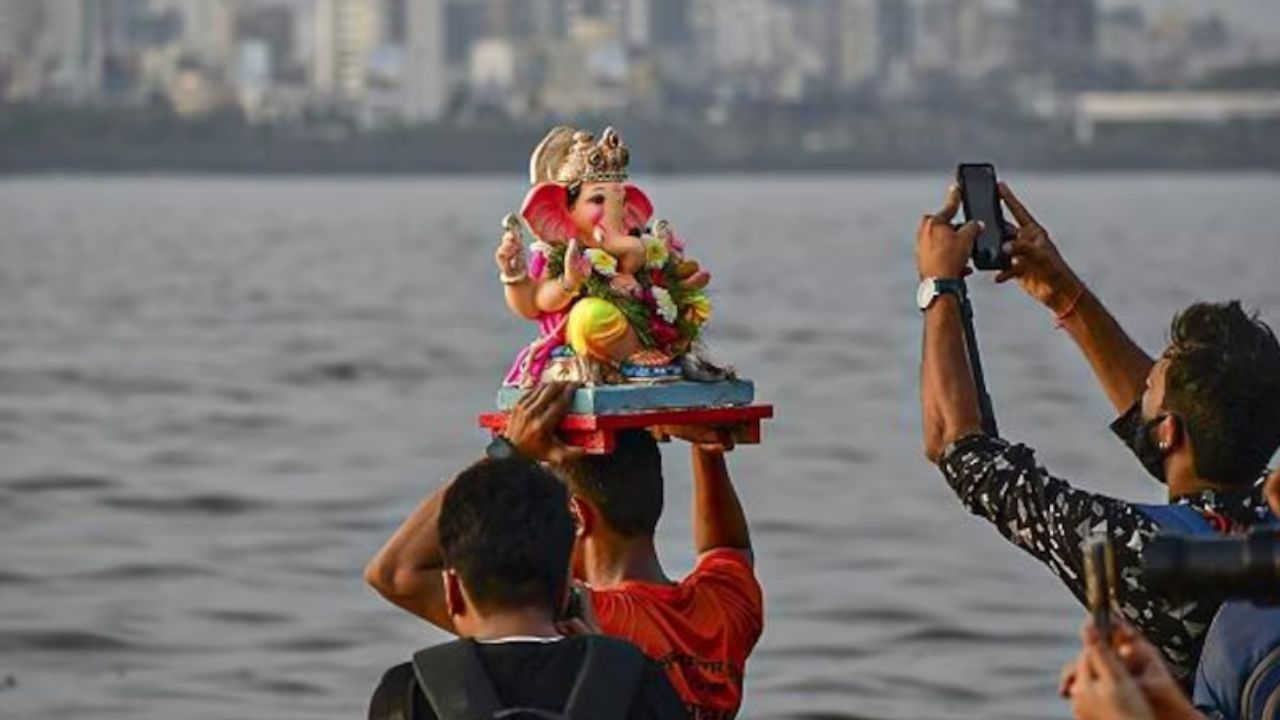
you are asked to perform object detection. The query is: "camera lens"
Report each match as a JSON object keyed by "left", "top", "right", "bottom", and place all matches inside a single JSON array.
[{"left": 1143, "top": 533, "right": 1280, "bottom": 603}]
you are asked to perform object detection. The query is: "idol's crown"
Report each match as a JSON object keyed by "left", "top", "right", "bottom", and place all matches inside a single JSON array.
[{"left": 530, "top": 126, "right": 630, "bottom": 186}]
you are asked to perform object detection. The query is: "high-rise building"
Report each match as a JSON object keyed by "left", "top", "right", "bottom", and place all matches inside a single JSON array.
[
  {"left": 236, "top": 4, "right": 296, "bottom": 82},
  {"left": 647, "top": 0, "right": 690, "bottom": 49},
  {"left": 876, "top": 0, "right": 912, "bottom": 73},
  {"left": 1014, "top": 0, "right": 1096, "bottom": 86},
  {"left": 952, "top": 0, "right": 989, "bottom": 77},
  {"left": 384, "top": 0, "right": 407, "bottom": 44},
  {"left": 314, "top": 0, "right": 381, "bottom": 98},
  {"left": 403, "top": 0, "right": 445, "bottom": 120},
  {"left": 177, "top": 0, "right": 234, "bottom": 69},
  {"left": 834, "top": 0, "right": 879, "bottom": 90},
  {"left": 0, "top": 0, "right": 44, "bottom": 99},
  {"left": 38, "top": 0, "right": 102, "bottom": 98}
]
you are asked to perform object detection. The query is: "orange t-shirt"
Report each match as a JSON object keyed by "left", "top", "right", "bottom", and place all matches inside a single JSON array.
[{"left": 587, "top": 549, "right": 764, "bottom": 720}]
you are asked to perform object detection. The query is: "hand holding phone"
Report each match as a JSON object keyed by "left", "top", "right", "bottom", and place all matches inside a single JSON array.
[{"left": 957, "top": 163, "right": 1012, "bottom": 271}]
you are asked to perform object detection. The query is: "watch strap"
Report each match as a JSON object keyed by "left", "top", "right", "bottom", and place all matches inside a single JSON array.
[
  {"left": 485, "top": 435, "right": 523, "bottom": 461},
  {"left": 933, "top": 278, "right": 965, "bottom": 298}
]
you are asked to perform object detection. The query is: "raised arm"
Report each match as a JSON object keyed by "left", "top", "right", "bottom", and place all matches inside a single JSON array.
[
  {"left": 917, "top": 187, "right": 985, "bottom": 462},
  {"left": 364, "top": 383, "right": 583, "bottom": 632},
  {"left": 996, "top": 183, "right": 1153, "bottom": 414},
  {"left": 495, "top": 229, "right": 587, "bottom": 319},
  {"left": 692, "top": 444, "right": 750, "bottom": 559},
  {"left": 656, "top": 426, "right": 752, "bottom": 561},
  {"left": 364, "top": 482, "right": 455, "bottom": 632}
]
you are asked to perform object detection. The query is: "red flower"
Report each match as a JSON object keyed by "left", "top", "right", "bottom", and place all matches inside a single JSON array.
[
  {"left": 648, "top": 316, "right": 680, "bottom": 348},
  {"left": 649, "top": 268, "right": 666, "bottom": 287}
]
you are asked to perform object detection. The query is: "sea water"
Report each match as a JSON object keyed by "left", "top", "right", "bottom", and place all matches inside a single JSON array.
[{"left": 1, "top": 174, "right": 1278, "bottom": 719}]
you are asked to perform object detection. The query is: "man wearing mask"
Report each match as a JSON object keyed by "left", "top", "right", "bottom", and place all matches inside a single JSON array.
[{"left": 917, "top": 182, "right": 1280, "bottom": 684}]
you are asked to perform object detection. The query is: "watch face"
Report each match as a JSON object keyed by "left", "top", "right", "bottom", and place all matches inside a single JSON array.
[{"left": 917, "top": 279, "right": 936, "bottom": 311}]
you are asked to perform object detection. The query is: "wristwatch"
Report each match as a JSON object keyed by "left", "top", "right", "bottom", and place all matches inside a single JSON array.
[
  {"left": 916, "top": 277, "right": 966, "bottom": 312},
  {"left": 485, "top": 435, "right": 523, "bottom": 461}
]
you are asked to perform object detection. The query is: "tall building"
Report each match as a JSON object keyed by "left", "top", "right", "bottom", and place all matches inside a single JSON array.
[
  {"left": 647, "top": 0, "right": 690, "bottom": 49},
  {"left": 38, "top": 0, "right": 102, "bottom": 98},
  {"left": 834, "top": 0, "right": 879, "bottom": 90},
  {"left": 177, "top": 0, "right": 234, "bottom": 69},
  {"left": 1014, "top": 0, "right": 1096, "bottom": 87},
  {"left": 876, "top": 0, "right": 912, "bottom": 73},
  {"left": 403, "top": 0, "right": 445, "bottom": 120},
  {"left": 0, "top": 0, "right": 44, "bottom": 99},
  {"left": 314, "top": 0, "right": 381, "bottom": 98}
]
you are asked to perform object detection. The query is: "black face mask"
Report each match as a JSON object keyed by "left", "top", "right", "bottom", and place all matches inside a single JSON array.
[{"left": 1111, "top": 403, "right": 1171, "bottom": 484}]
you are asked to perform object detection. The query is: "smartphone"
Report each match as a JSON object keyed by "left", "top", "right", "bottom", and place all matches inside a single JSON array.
[
  {"left": 956, "top": 163, "right": 1011, "bottom": 270},
  {"left": 1083, "top": 536, "right": 1117, "bottom": 642}
]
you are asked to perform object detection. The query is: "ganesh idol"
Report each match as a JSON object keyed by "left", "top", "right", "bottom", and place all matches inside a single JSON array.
[{"left": 494, "top": 125, "right": 729, "bottom": 388}]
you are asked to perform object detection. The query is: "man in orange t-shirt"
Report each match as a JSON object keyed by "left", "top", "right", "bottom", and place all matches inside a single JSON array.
[
  {"left": 552, "top": 425, "right": 763, "bottom": 720},
  {"left": 366, "top": 383, "right": 764, "bottom": 719}
]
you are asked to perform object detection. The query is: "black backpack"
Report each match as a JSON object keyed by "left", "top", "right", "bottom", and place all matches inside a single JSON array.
[{"left": 411, "top": 636, "right": 647, "bottom": 720}]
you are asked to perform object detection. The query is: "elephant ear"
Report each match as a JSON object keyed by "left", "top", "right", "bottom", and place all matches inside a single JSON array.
[
  {"left": 623, "top": 184, "right": 654, "bottom": 234},
  {"left": 520, "top": 183, "right": 575, "bottom": 244}
]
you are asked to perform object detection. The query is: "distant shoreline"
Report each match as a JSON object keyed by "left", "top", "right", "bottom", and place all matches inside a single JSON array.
[{"left": 3, "top": 104, "right": 1277, "bottom": 175}]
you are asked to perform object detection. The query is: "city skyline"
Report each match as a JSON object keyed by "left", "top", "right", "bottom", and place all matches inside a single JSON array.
[{"left": 0, "top": 0, "right": 1275, "bottom": 128}]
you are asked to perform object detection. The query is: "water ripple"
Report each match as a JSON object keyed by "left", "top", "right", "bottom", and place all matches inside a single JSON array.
[
  {"left": 98, "top": 493, "right": 269, "bottom": 516},
  {"left": 2, "top": 474, "right": 119, "bottom": 493}
]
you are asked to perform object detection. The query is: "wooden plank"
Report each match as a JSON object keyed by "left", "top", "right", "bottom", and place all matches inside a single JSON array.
[
  {"left": 479, "top": 404, "right": 774, "bottom": 455},
  {"left": 495, "top": 380, "right": 756, "bottom": 414}
]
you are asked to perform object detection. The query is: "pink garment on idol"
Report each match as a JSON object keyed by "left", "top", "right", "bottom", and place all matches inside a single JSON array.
[
  {"left": 503, "top": 310, "right": 569, "bottom": 386},
  {"left": 503, "top": 246, "right": 571, "bottom": 386}
]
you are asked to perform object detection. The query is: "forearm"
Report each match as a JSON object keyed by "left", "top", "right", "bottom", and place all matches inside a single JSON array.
[
  {"left": 503, "top": 280, "right": 541, "bottom": 320},
  {"left": 690, "top": 445, "right": 751, "bottom": 557},
  {"left": 1057, "top": 287, "right": 1153, "bottom": 414},
  {"left": 921, "top": 295, "right": 984, "bottom": 463},
  {"left": 534, "top": 278, "right": 577, "bottom": 314},
  {"left": 364, "top": 482, "right": 454, "bottom": 631}
]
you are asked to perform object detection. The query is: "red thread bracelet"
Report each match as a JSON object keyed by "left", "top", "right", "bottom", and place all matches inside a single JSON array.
[{"left": 1054, "top": 285, "right": 1086, "bottom": 329}]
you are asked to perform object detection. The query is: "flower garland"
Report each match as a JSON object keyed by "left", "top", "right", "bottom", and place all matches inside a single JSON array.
[{"left": 536, "top": 226, "right": 711, "bottom": 356}]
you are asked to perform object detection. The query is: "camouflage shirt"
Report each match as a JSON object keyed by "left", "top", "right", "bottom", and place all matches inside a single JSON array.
[{"left": 939, "top": 423, "right": 1271, "bottom": 684}]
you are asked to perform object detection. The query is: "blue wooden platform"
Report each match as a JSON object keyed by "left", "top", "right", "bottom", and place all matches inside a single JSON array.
[{"left": 496, "top": 380, "right": 755, "bottom": 415}]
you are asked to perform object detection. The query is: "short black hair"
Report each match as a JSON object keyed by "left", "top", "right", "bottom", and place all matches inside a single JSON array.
[
  {"left": 553, "top": 429, "right": 663, "bottom": 537},
  {"left": 1164, "top": 301, "right": 1280, "bottom": 486},
  {"left": 438, "top": 458, "right": 574, "bottom": 613}
]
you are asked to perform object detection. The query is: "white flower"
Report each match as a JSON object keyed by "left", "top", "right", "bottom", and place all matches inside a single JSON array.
[
  {"left": 652, "top": 286, "right": 678, "bottom": 323},
  {"left": 583, "top": 248, "right": 618, "bottom": 277},
  {"left": 643, "top": 236, "right": 670, "bottom": 270}
]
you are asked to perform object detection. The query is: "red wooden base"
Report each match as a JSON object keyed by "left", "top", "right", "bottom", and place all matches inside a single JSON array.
[{"left": 478, "top": 404, "right": 774, "bottom": 454}]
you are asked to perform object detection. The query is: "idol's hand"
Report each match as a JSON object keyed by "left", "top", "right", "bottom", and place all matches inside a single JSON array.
[
  {"left": 495, "top": 227, "right": 527, "bottom": 279},
  {"left": 916, "top": 184, "right": 980, "bottom": 279},
  {"left": 995, "top": 183, "right": 1084, "bottom": 315},
  {"left": 562, "top": 238, "right": 589, "bottom": 293}
]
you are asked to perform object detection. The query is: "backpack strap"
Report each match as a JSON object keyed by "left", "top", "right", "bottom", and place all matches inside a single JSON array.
[
  {"left": 1242, "top": 643, "right": 1280, "bottom": 720},
  {"left": 562, "top": 636, "right": 647, "bottom": 720},
  {"left": 412, "top": 640, "right": 505, "bottom": 720}
]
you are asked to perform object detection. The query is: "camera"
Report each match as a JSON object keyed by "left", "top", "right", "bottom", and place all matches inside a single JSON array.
[{"left": 1142, "top": 528, "right": 1280, "bottom": 603}]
